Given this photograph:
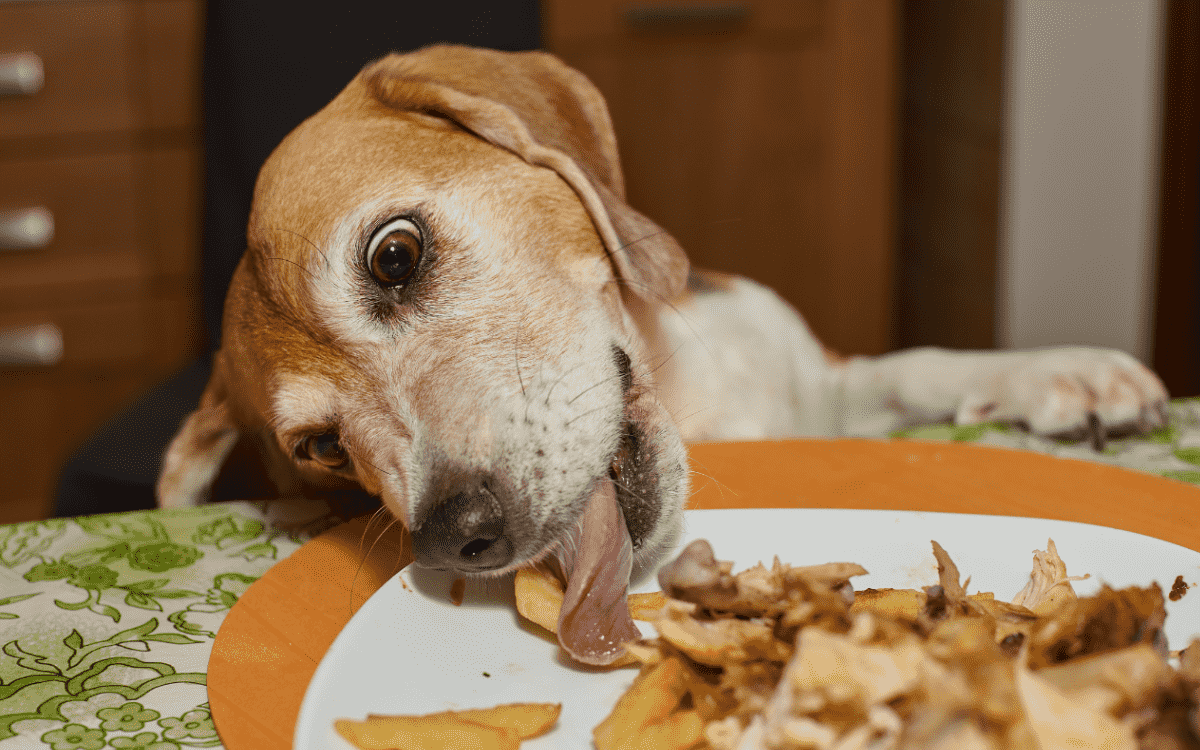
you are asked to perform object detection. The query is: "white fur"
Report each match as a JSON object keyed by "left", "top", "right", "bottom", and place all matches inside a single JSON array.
[{"left": 643, "top": 276, "right": 1167, "bottom": 443}]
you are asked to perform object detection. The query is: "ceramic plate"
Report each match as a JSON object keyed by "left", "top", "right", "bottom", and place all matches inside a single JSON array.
[{"left": 294, "top": 509, "right": 1200, "bottom": 748}]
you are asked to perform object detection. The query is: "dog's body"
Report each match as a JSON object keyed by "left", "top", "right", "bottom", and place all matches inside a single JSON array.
[
  {"left": 650, "top": 270, "right": 1166, "bottom": 442},
  {"left": 158, "top": 46, "right": 1168, "bottom": 583}
]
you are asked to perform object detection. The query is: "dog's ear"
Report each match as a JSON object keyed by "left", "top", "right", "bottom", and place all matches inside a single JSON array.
[
  {"left": 156, "top": 352, "right": 240, "bottom": 508},
  {"left": 362, "top": 45, "right": 689, "bottom": 303}
]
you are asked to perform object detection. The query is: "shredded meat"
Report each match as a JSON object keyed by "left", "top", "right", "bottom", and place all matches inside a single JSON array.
[{"left": 608, "top": 538, "right": 1198, "bottom": 750}]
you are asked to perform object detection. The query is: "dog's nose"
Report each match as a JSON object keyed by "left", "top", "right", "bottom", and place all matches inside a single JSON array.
[{"left": 411, "top": 485, "right": 513, "bottom": 572}]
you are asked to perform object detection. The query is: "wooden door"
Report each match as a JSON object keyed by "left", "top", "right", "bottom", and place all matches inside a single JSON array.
[{"left": 544, "top": 0, "right": 900, "bottom": 355}]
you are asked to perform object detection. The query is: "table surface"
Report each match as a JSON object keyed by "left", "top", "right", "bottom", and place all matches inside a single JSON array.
[{"left": 1, "top": 398, "right": 1199, "bottom": 749}]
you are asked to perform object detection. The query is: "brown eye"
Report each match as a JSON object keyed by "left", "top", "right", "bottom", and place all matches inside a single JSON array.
[
  {"left": 298, "top": 432, "right": 349, "bottom": 469},
  {"left": 367, "top": 218, "right": 422, "bottom": 286}
]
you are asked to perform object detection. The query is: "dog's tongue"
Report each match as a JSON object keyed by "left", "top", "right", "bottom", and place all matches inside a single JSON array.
[{"left": 556, "top": 477, "right": 640, "bottom": 665}]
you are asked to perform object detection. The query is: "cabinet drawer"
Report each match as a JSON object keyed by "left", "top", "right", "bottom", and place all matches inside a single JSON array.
[
  {"left": 0, "top": 147, "right": 201, "bottom": 299},
  {"left": 545, "top": 0, "right": 821, "bottom": 48},
  {"left": 0, "top": 151, "right": 149, "bottom": 300},
  {"left": 0, "top": 1, "right": 141, "bottom": 140},
  {"left": 0, "top": 293, "right": 201, "bottom": 370}
]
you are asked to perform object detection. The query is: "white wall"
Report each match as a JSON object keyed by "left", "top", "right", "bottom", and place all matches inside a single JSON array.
[{"left": 997, "top": 0, "right": 1164, "bottom": 362}]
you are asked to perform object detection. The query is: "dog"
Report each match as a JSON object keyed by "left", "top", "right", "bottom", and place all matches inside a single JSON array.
[{"left": 157, "top": 45, "right": 1168, "bottom": 588}]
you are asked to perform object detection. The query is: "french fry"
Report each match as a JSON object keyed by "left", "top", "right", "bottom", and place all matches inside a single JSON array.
[
  {"left": 629, "top": 708, "right": 704, "bottom": 750},
  {"left": 515, "top": 566, "right": 642, "bottom": 667},
  {"left": 334, "top": 714, "right": 520, "bottom": 750},
  {"left": 850, "top": 588, "right": 925, "bottom": 620},
  {"left": 628, "top": 591, "right": 667, "bottom": 621},
  {"left": 514, "top": 567, "right": 564, "bottom": 633},
  {"left": 593, "top": 657, "right": 691, "bottom": 750},
  {"left": 366, "top": 703, "right": 561, "bottom": 740},
  {"left": 515, "top": 568, "right": 665, "bottom": 632}
]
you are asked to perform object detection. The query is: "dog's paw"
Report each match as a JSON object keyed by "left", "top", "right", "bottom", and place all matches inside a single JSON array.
[{"left": 955, "top": 347, "right": 1169, "bottom": 447}]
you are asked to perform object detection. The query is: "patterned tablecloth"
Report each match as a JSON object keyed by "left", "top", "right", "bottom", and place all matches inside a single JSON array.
[{"left": 2, "top": 398, "right": 1199, "bottom": 749}]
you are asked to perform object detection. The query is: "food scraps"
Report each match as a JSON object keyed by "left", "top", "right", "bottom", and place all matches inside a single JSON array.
[
  {"left": 335, "top": 702, "right": 561, "bottom": 750},
  {"left": 591, "top": 538, "right": 1200, "bottom": 750}
]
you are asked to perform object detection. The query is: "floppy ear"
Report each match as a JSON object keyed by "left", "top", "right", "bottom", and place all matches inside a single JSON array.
[
  {"left": 362, "top": 45, "right": 689, "bottom": 302},
  {"left": 156, "top": 353, "right": 240, "bottom": 508}
]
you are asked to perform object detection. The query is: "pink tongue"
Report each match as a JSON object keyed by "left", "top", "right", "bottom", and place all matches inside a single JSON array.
[{"left": 556, "top": 478, "right": 640, "bottom": 665}]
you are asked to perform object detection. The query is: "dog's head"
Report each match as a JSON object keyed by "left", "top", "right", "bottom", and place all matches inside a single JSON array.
[{"left": 158, "top": 45, "right": 691, "bottom": 578}]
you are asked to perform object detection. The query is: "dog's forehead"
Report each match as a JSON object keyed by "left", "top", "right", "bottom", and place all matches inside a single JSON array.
[
  {"left": 243, "top": 93, "right": 618, "bottom": 323},
  {"left": 253, "top": 107, "right": 479, "bottom": 235},
  {"left": 250, "top": 99, "right": 605, "bottom": 262}
]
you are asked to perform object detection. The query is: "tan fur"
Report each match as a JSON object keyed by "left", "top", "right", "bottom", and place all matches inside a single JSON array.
[
  {"left": 158, "top": 45, "right": 693, "bottom": 577},
  {"left": 158, "top": 45, "right": 1168, "bottom": 576}
]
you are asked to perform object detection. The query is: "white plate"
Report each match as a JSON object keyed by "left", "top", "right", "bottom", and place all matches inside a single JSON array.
[{"left": 294, "top": 509, "right": 1200, "bottom": 749}]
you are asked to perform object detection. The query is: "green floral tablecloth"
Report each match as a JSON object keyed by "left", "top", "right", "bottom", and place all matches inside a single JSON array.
[{"left": 2, "top": 398, "right": 1198, "bottom": 749}]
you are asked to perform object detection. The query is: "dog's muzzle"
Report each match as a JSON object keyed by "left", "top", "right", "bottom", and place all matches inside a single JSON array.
[{"left": 410, "top": 481, "right": 513, "bottom": 572}]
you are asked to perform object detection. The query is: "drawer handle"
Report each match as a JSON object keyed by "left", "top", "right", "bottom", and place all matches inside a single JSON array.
[
  {"left": 0, "top": 207, "right": 54, "bottom": 250},
  {"left": 0, "top": 53, "right": 44, "bottom": 97},
  {"left": 625, "top": 2, "right": 751, "bottom": 26},
  {"left": 0, "top": 323, "right": 63, "bottom": 367}
]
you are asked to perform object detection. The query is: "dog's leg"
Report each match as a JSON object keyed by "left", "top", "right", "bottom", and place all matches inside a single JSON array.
[
  {"left": 157, "top": 401, "right": 239, "bottom": 507},
  {"left": 833, "top": 347, "right": 1169, "bottom": 442},
  {"left": 156, "top": 353, "right": 241, "bottom": 508}
]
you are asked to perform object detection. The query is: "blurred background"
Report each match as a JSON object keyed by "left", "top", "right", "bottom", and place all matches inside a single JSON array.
[{"left": 0, "top": 0, "right": 1196, "bottom": 524}]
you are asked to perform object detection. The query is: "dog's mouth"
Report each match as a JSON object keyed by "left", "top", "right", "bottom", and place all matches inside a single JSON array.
[
  {"left": 540, "top": 415, "right": 662, "bottom": 665},
  {"left": 552, "top": 472, "right": 639, "bottom": 665},
  {"left": 608, "top": 419, "right": 652, "bottom": 550}
]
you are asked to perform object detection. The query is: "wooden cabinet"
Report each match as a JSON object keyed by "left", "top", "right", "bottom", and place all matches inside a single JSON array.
[
  {"left": 0, "top": 0, "right": 205, "bottom": 524},
  {"left": 543, "top": 0, "right": 900, "bottom": 356},
  {"left": 894, "top": 1, "right": 1005, "bottom": 351}
]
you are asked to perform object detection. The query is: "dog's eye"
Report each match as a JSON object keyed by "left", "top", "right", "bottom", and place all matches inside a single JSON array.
[
  {"left": 298, "top": 432, "right": 349, "bottom": 469},
  {"left": 367, "top": 218, "right": 422, "bottom": 286}
]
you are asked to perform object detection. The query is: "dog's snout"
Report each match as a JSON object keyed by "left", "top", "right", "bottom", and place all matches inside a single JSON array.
[{"left": 411, "top": 483, "right": 513, "bottom": 572}]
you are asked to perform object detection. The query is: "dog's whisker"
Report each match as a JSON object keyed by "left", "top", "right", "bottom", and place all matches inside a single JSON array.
[
  {"left": 350, "top": 514, "right": 403, "bottom": 615},
  {"left": 519, "top": 358, "right": 555, "bottom": 425},
  {"left": 686, "top": 467, "right": 739, "bottom": 506},
  {"left": 343, "top": 443, "right": 394, "bottom": 478},
  {"left": 522, "top": 386, "right": 536, "bottom": 426},
  {"left": 543, "top": 361, "right": 588, "bottom": 405},
  {"left": 609, "top": 475, "right": 649, "bottom": 505},
  {"left": 262, "top": 256, "right": 320, "bottom": 283},
  {"left": 564, "top": 403, "right": 613, "bottom": 428},
  {"left": 686, "top": 456, "right": 740, "bottom": 495},
  {"left": 645, "top": 345, "right": 682, "bottom": 380},
  {"left": 263, "top": 225, "right": 333, "bottom": 270},
  {"left": 593, "top": 227, "right": 674, "bottom": 261},
  {"left": 515, "top": 341, "right": 527, "bottom": 397},
  {"left": 662, "top": 403, "right": 715, "bottom": 435},
  {"left": 567, "top": 371, "right": 621, "bottom": 406},
  {"left": 604, "top": 275, "right": 720, "bottom": 368},
  {"left": 358, "top": 505, "right": 391, "bottom": 555}
]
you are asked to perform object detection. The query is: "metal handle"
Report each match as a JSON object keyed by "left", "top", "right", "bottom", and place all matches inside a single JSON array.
[
  {"left": 0, "top": 53, "right": 44, "bottom": 96},
  {"left": 625, "top": 2, "right": 751, "bottom": 26},
  {"left": 0, "top": 207, "right": 54, "bottom": 250},
  {"left": 0, "top": 323, "right": 63, "bottom": 367}
]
